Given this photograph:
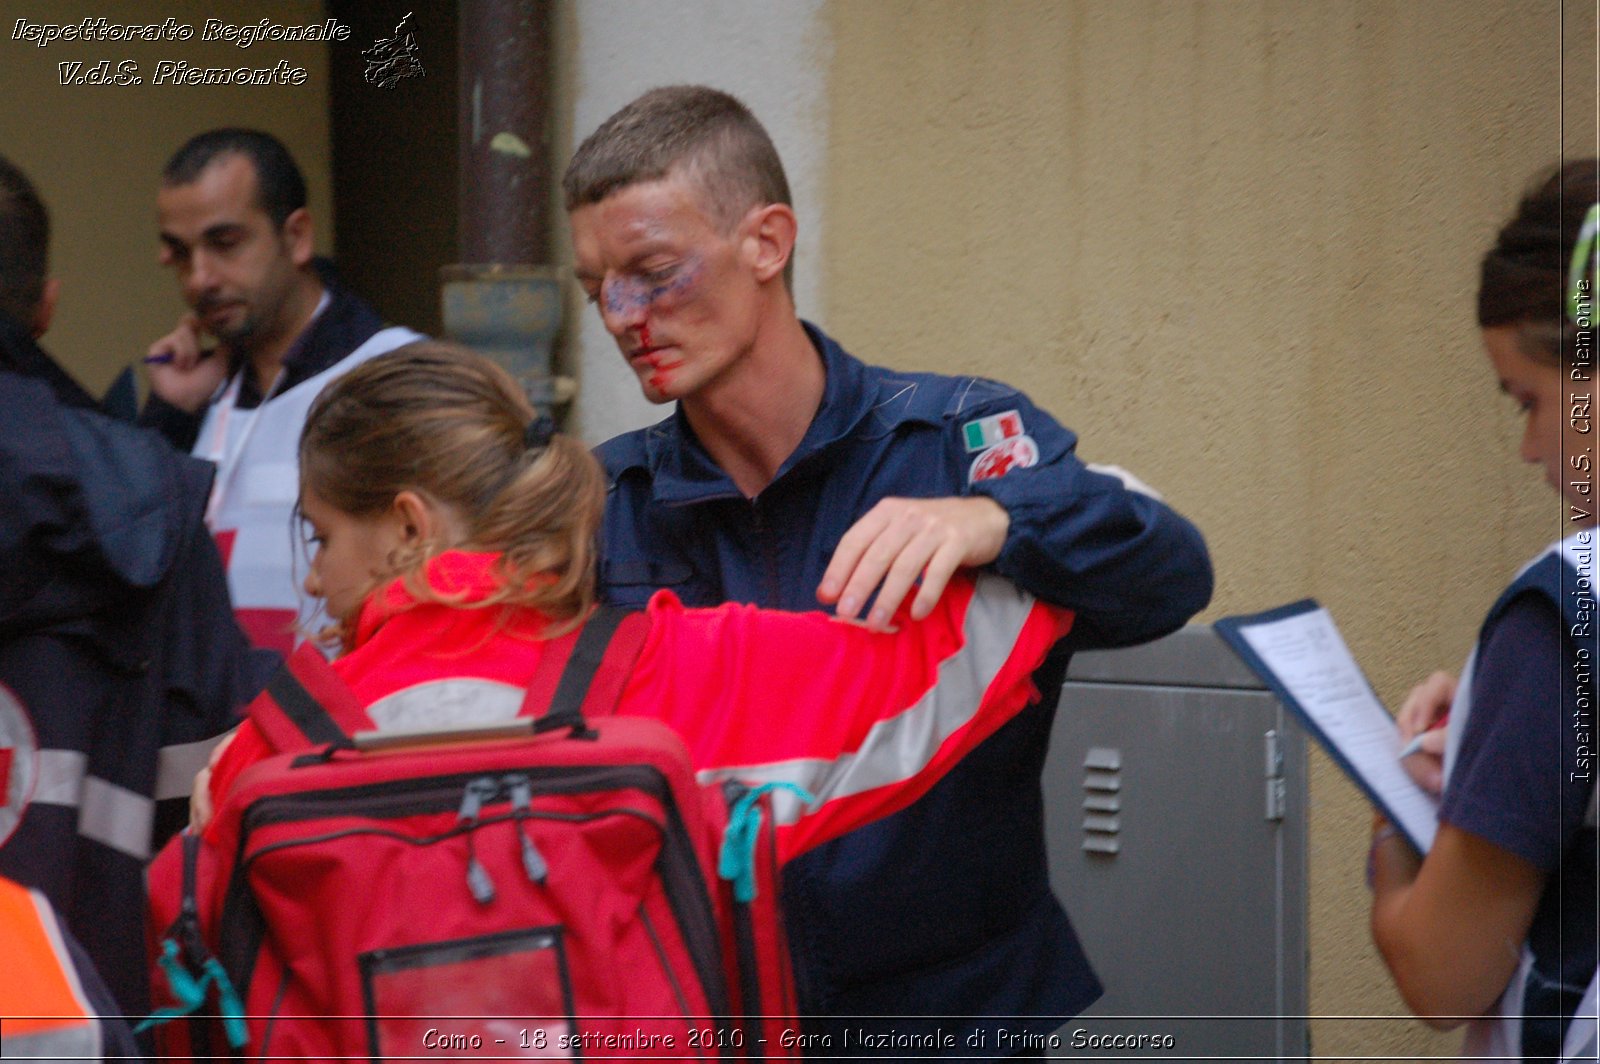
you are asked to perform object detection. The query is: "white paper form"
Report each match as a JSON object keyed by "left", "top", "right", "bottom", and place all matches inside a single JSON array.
[{"left": 1233, "top": 606, "right": 1439, "bottom": 852}]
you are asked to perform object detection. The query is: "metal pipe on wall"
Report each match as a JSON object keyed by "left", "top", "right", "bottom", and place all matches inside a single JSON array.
[{"left": 445, "top": 0, "right": 569, "bottom": 413}]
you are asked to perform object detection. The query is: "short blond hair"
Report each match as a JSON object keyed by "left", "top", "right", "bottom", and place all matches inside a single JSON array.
[{"left": 564, "top": 85, "right": 794, "bottom": 289}]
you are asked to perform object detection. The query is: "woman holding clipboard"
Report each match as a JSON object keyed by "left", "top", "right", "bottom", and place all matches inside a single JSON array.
[{"left": 1371, "top": 161, "right": 1598, "bottom": 1063}]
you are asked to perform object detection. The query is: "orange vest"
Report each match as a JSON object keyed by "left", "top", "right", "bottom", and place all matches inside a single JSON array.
[{"left": 0, "top": 875, "right": 103, "bottom": 1059}]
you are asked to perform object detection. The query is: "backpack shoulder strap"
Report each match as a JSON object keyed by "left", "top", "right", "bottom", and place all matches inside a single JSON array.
[
  {"left": 249, "top": 643, "right": 372, "bottom": 754},
  {"left": 517, "top": 606, "right": 651, "bottom": 722}
]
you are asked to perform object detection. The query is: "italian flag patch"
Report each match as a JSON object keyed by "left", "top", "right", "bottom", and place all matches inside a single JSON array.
[{"left": 962, "top": 409, "right": 1024, "bottom": 452}]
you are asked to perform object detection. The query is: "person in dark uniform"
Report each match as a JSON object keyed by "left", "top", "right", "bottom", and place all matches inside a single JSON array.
[{"left": 0, "top": 151, "right": 276, "bottom": 1021}]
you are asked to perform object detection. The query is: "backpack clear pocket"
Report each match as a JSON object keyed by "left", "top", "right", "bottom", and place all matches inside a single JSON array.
[{"left": 359, "top": 925, "right": 576, "bottom": 1059}]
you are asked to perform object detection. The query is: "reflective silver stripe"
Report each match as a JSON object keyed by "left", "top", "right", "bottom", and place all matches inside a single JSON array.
[
  {"left": 156, "top": 734, "right": 229, "bottom": 801},
  {"left": 77, "top": 777, "right": 153, "bottom": 860},
  {"left": 34, "top": 750, "right": 160, "bottom": 859},
  {"left": 697, "top": 572, "right": 1037, "bottom": 825},
  {"left": 31, "top": 750, "right": 87, "bottom": 806},
  {"left": 2, "top": 889, "right": 104, "bottom": 1061},
  {"left": 1, "top": 1021, "right": 102, "bottom": 1061},
  {"left": 1084, "top": 461, "right": 1165, "bottom": 501}
]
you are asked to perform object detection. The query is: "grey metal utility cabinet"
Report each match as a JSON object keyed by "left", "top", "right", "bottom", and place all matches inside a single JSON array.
[{"left": 1044, "top": 625, "right": 1309, "bottom": 1061}]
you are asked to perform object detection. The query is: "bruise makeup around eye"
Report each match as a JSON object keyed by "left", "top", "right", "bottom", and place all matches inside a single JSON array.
[{"left": 602, "top": 256, "right": 704, "bottom": 317}]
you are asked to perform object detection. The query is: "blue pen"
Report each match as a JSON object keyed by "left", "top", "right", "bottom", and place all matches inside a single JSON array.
[{"left": 143, "top": 348, "right": 217, "bottom": 365}]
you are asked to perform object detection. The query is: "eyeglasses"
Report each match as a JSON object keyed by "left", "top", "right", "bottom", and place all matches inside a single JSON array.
[{"left": 1570, "top": 202, "right": 1600, "bottom": 325}]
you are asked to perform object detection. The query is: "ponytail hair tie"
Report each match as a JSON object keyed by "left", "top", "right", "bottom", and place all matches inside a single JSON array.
[{"left": 524, "top": 414, "right": 557, "bottom": 452}]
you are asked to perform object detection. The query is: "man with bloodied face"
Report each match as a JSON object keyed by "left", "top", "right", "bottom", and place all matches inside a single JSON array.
[{"left": 566, "top": 86, "right": 1213, "bottom": 1058}]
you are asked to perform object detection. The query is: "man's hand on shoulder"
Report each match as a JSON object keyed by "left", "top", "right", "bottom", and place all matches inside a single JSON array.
[
  {"left": 818, "top": 495, "right": 1009, "bottom": 631},
  {"left": 145, "top": 313, "right": 225, "bottom": 413}
]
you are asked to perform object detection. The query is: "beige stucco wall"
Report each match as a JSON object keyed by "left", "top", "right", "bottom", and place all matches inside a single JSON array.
[
  {"left": 822, "top": 0, "right": 1596, "bottom": 1057},
  {"left": 0, "top": 0, "right": 331, "bottom": 396}
]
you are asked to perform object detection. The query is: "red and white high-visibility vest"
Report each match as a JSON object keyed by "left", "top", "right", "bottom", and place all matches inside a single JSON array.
[{"left": 197, "top": 326, "right": 421, "bottom": 654}]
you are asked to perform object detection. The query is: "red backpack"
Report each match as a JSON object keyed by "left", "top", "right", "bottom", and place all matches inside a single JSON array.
[{"left": 145, "top": 607, "right": 800, "bottom": 1060}]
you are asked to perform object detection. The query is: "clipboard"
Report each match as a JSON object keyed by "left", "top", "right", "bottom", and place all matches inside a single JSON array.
[{"left": 1215, "top": 599, "right": 1439, "bottom": 853}]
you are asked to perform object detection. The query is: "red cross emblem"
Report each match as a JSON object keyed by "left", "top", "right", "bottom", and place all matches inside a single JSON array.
[
  {"left": 0, "top": 684, "right": 38, "bottom": 846},
  {"left": 969, "top": 435, "right": 1040, "bottom": 483}
]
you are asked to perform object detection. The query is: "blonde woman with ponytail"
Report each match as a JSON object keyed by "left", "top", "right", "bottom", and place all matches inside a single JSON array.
[{"left": 197, "top": 341, "right": 1075, "bottom": 866}]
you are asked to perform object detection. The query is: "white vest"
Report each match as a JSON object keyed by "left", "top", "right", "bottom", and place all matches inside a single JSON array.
[{"left": 196, "top": 326, "right": 422, "bottom": 654}]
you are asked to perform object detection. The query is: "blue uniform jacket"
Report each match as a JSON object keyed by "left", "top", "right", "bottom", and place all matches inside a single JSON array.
[
  {"left": 0, "top": 316, "right": 278, "bottom": 1018},
  {"left": 597, "top": 323, "right": 1213, "bottom": 1053}
]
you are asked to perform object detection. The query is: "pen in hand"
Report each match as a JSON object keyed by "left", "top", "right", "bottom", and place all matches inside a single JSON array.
[{"left": 1397, "top": 716, "right": 1448, "bottom": 760}]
